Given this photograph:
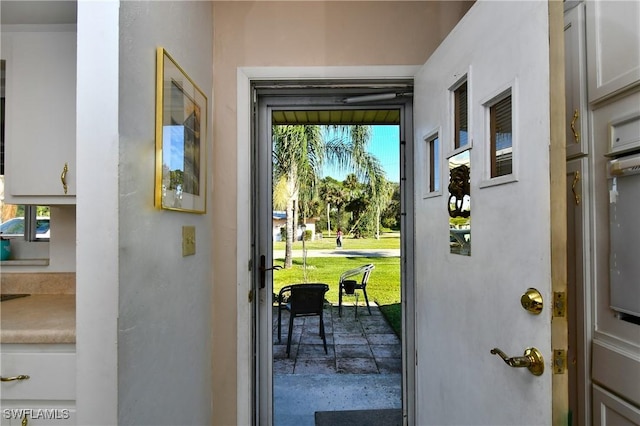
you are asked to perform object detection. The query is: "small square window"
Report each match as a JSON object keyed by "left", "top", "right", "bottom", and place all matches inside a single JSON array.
[
  {"left": 425, "top": 133, "right": 440, "bottom": 194},
  {"left": 423, "top": 132, "right": 441, "bottom": 197},
  {"left": 489, "top": 93, "right": 512, "bottom": 178}
]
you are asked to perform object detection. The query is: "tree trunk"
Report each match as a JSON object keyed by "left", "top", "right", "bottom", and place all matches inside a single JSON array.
[
  {"left": 285, "top": 197, "right": 294, "bottom": 269},
  {"left": 284, "top": 171, "right": 298, "bottom": 269}
]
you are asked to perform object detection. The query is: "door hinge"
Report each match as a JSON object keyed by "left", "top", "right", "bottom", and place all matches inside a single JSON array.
[
  {"left": 553, "top": 349, "right": 567, "bottom": 374},
  {"left": 248, "top": 259, "right": 253, "bottom": 271},
  {"left": 248, "top": 289, "right": 254, "bottom": 303},
  {"left": 553, "top": 292, "right": 566, "bottom": 317}
]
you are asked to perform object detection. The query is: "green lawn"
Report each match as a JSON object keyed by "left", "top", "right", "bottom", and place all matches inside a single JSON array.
[
  {"left": 273, "top": 255, "right": 401, "bottom": 337},
  {"left": 274, "top": 232, "right": 400, "bottom": 251}
]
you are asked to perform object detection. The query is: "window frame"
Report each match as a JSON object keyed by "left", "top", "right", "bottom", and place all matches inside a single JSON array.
[
  {"left": 423, "top": 129, "right": 442, "bottom": 198},
  {"left": 479, "top": 82, "right": 519, "bottom": 188}
]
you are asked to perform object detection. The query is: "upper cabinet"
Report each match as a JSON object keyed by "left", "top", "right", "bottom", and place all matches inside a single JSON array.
[
  {"left": 1, "top": 2, "right": 77, "bottom": 205},
  {"left": 586, "top": 0, "right": 640, "bottom": 104}
]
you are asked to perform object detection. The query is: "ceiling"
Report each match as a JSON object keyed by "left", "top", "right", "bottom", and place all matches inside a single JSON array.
[{"left": 2, "top": 2, "right": 408, "bottom": 126}]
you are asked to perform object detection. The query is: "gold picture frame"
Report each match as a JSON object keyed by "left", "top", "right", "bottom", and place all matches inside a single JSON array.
[{"left": 155, "top": 47, "right": 207, "bottom": 213}]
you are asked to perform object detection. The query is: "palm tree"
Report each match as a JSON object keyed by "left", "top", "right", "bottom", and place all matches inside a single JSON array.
[
  {"left": 272, "top": 124, "right": 385, "bottom": 268},
  {"left": 272, "top": 125, "right": 323, "bottom": 268}
]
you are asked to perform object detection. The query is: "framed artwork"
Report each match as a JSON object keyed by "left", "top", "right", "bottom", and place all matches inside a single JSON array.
[{"left": 155, "top": 47, "right": 207, "bottom": 213}]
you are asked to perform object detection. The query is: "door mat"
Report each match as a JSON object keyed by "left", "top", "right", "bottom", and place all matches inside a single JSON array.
[{"left": 314, "top": 408, "right": 402, "bottom": 426}]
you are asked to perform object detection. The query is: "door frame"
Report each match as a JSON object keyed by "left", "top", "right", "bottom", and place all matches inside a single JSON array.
[{"left": 237, "top": 65, "right": 418, "bottom": 425}]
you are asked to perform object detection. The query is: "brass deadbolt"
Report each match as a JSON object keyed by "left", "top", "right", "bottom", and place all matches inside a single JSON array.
[{"left": 521, "top": 288, "right": 543, "bottom": 314}]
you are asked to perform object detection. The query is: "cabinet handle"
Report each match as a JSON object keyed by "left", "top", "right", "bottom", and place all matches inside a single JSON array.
[
  {"left": 572, "top": 171, "right": 581, "bottom": 205},
  {"left": 1, "top": 374, "right": 30, "bottom": 381},
  {"left": 61, "top": 162, "right": 69, "bottom": 194},
  {"left": 570, "top": 109, "right": 580, "bottom": 144}
]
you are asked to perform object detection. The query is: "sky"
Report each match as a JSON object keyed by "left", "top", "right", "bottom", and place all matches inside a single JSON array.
[{"left": 322, "top": 125, "right": 400, "bottom": 183}]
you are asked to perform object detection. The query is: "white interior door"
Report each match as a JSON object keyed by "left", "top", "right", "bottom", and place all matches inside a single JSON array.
[{"left": 413, "top": 1, "right": 560, "bottom": 424}]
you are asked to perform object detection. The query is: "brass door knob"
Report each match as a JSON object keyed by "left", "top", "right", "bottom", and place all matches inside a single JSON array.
[{"left": 490, "top": 347, "right": 544, "bottom": 376}]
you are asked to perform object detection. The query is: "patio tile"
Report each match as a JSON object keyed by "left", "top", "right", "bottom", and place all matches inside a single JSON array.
[
  {"left": 362, "top": 323, "right": 394, "bottom": 334},
  {"left": 335, "top": 344, "right": 374, "bottom": 358},
  {"left": 294, "top": 358, "right": 337, "bottom": 374},
  {"left": 274, "top": 329, "right": 302, "bottom": 346},
  {"left": 336, "top": 357, "right": 379, "bottom": 374},
  {"left": 370, "top": 344, "right": 402, "bottom": 358},
  {"left": 332, "top": 318, "right": 363, "bottom": 332},
  {"left": 333, "top": 333, "right": 368, "bottom": 345},
  {"left": 376, "top": 357, "right": 402, "bottom": 374},
  {"left": 297, "top": 343, "right": 335, "bottom": 359},
  {"left": 273, "top": 358, "right": 295, "bottom": 374},
  {"left": 272, "top": 303, "right": 402, "bottom": 377},
  {"left": 366, "top": 333, "right": 400, "bottom": 345}
]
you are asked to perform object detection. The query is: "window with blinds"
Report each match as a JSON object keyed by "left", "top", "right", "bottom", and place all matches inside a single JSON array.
[
  {"left": 454, "top": 81, "right": 468, "bottom": 149},
  {"left": 489, "top": 92, "right": 513, "bottom": 178}
]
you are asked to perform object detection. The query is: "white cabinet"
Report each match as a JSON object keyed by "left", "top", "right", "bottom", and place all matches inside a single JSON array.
[
  {"left": 564, "top": 3, "right": 589, "bottom": 158},
  {"left": 586, "top": 0, "right": 640, "bottom": 103},
  {"left": 0, "top": 344, "right": 76, "bottom": 425},
  {"left": 1, "top": 25, "right": 77, "bottom": 204},
  {"left": 594, "top": 384, "right": 640, "bottom": 426}
]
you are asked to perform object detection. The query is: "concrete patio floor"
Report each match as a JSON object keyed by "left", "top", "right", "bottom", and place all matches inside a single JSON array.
[{"left": 273, "top": 303, "right": 402, "bottom": 426}]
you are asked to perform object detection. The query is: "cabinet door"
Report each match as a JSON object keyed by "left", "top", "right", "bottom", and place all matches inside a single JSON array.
[
  {"left": 565, "top": 3, "right": 588, "bottom": 158},
  {"left": 1, "top": 344, "right": 76, "bottom": 425},
  {"left": 594, "top": 385, "right": 640, "bottom": 426},
  {"left": 586, "top": 0, "right": 640, "bottom": 103},
  {"left": 2, "top": 28, "right": 76, "bottom": 204}
]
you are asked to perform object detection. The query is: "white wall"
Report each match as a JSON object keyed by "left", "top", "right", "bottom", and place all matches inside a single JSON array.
[{"left": 117, "top": 1, "right": 213, "bottom": 424}]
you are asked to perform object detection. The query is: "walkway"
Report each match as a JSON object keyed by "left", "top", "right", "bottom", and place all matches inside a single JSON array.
[{"left": 273, "top": 248, "right": 400, "bottom": 259}]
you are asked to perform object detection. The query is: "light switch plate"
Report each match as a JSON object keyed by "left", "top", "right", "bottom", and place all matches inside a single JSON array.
[{"left": 182, "top": 226, "right": 196, "bottom": 256}]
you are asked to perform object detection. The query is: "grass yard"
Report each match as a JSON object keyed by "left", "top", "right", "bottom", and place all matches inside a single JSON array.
[
  {"left": 273, "top": 231, "right": 400, "bottom": 251},
  {"left": 273, "top": 255, "right": 402, "bottom": 337}
]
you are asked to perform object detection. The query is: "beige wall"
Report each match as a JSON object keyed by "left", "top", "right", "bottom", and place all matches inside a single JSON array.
[{"left": 210, "top": 2, "right": 472, "bottom": 424}]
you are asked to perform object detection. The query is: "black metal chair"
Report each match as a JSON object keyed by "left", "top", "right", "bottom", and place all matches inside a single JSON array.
[
  {"left": 338, "top": 264, "right": 375, "bottom": 317},
  {"left": 277, "top": 283, "right": 330, "bottom": 357}
]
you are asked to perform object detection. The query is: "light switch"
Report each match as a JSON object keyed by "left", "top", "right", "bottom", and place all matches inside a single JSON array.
[{"left": 182, "top": 226, "right": 196, "bottom": 256}]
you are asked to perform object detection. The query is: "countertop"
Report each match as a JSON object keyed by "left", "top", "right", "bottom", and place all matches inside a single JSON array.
[{"left": 1, "top": 294, "right": 75, "bottom": 344}]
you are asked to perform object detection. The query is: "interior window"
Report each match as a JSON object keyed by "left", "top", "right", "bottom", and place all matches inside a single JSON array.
[{"left": 0, "top": 205, "right": 50, "bottom": 241}]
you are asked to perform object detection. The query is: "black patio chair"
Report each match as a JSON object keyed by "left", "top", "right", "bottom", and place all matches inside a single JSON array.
[
  {"left": 277, "top": 283, "right": 330, "bottom": 357},
  {"left": 338, "top": 263, "right": 375, "bottom": 317}
]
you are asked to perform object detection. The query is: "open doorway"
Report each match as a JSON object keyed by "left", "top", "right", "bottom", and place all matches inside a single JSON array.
[{"left": 252, "top": 80, "right": 415, "bottom": 425}]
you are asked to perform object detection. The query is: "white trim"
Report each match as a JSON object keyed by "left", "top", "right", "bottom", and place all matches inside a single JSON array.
[
  {"left": 76, "top": 1, "right": 119, "bottom": 424},
  {"left": 236, "top": 65, "right": 418, "bottom": 425}
]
